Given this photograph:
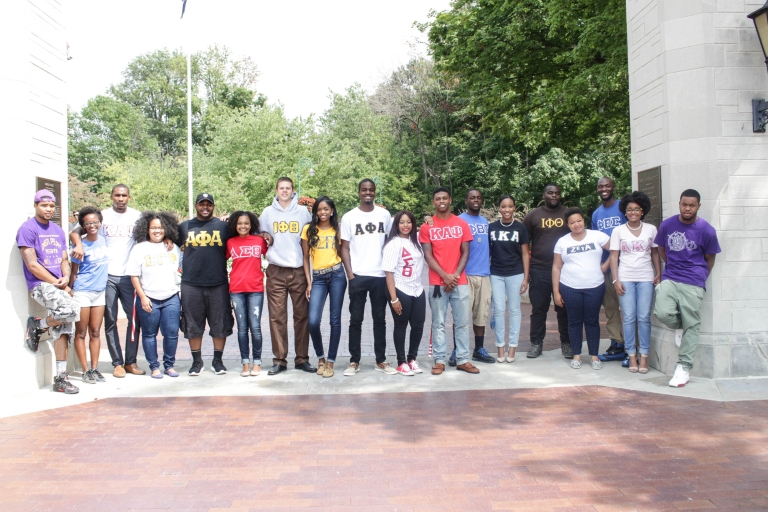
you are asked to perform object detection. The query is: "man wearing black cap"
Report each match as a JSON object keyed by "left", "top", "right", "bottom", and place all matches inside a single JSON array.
[{"left": 177, "top": 193, "right": 232, "bottom": 376}]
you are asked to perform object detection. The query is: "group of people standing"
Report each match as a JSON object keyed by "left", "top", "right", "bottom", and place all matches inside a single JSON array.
[{"left": 18, "top": 174, "right": 719, "bottom": 395}]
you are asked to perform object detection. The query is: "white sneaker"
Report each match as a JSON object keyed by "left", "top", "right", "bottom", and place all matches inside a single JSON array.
[
  {"left": 570, "top": 360, "right": 581, "bottom": 369},
  {"left": 674, "top": 329, "right": 683, "bottom": 347},
  {"left": 408, "top": 360, "right": 423, "bottom": 374},
  {"left": 343, "top": 363, "right": 359, "bottom": 376},
  {"left": 375, "top": 362, "right": 397, "bottom": 375},
  {"left": 668, "top": 364, "right": 690, "bottom": 387}
]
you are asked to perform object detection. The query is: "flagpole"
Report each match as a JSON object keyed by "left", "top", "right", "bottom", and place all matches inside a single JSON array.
[{"left": 185, "top": 3, "right": 193, "bottom": 218}]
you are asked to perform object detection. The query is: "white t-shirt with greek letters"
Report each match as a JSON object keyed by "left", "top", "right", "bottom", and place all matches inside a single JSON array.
[{"left": 381, "top": 237, "right": 424, "bottom": 297}]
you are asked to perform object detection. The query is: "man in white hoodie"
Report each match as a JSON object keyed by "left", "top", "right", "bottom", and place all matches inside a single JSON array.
[{"left": 260, "top": 177, "right": 315, "bottom": 375}]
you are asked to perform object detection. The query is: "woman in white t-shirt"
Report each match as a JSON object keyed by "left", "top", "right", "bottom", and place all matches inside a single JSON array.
[
  {"left": 609, "top": 191, "right": 661, "bottom": 374},
  {"left": 552, "top": 208, "right": 611, "bottom": 370},
  {"left": 381, "top": 211, "right": 425, "bottom": 377},
  {"left": 126, "top": 211, "right": 182, "bottom": 379}
]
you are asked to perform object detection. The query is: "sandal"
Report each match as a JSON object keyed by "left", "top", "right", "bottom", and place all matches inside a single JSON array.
[
  {"left": 628, "top": 355, "right": 638, "bottom": 373},
  {"left": 639, "top": 354, "right": 649, "bottom": 374}
]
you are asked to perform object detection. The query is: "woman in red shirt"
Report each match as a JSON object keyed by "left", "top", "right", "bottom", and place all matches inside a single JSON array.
[{"left": 226, "top": 211, "right": 269, "bottom": 377}]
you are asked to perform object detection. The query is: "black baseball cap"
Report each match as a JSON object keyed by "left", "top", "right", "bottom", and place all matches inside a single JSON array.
[{"left": 195, "top": 193, "right": 215, "bottom": 204}]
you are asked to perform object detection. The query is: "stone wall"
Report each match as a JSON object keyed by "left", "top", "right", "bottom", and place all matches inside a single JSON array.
[
  {"left": 0, "top": 0, "right": 69, "bottom": 394},
  {"left": 627, "top": 0, "right": 768, "bottom": 378}
]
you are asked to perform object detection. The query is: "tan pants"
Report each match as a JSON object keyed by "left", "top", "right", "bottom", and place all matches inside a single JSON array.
[
  {"left": 467, "top": 275, "right": 492, "bottom": 327},
  {"left": 266, "top": 265, "right": 309, "bottom": 366},
  {"left": 603, "top": 271, "right": 623, "bottom": 342}
]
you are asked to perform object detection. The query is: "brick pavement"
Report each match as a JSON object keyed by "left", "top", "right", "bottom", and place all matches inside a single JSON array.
[{"left": 1, "top": 386, "right": 767, "bottom": 511}]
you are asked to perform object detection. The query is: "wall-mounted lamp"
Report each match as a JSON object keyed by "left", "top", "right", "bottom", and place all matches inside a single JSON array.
[{"left": 749, "top": 2, "right": 768, "bottom": 132}]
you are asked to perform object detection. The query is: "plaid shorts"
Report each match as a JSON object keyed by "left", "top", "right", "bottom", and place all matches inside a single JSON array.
[{"left": 31, "top": 282, "right": 79, "bottom": 340}]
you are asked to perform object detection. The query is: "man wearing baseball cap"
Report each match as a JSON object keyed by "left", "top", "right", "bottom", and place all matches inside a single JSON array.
[
  {"left": 20, "top": 190, "right": 80, "bottom": 394},
  {"left": 177, "top": 193, "right": 233, "bottom": 376}
]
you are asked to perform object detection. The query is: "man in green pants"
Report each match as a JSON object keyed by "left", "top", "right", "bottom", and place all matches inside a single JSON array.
[{"left": 653, "top": 189, "right": 720, "bottom": 387}]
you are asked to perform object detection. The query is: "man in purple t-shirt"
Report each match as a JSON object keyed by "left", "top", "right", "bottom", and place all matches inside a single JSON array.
[
  {"left": 18, "top": 190, "right": 81, "bottom": 394},
  {"left": 653, "top": 189, "right": 720, "bottom": 388}
]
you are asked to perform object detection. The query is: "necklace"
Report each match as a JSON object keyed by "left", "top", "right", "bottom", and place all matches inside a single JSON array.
[
  {"left": 627, "top": 223, "right": 642, "bottom": 231},
  {"left": 500, "top": 219, "right": 514, "bottom": 227}
]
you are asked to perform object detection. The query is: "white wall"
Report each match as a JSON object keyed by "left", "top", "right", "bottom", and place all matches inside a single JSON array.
[
  {"left": 0, "top": 0, "right": 68, "bottom": 393},
  {"left": 627, "top": 0, "right": 768, "bottom": 377}
]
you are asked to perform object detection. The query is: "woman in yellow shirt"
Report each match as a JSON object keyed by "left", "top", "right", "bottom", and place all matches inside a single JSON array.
[{"left": 301, "top": 196, "right": 346, "bottom": 377}]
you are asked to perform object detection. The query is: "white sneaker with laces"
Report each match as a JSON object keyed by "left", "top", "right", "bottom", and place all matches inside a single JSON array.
[
  {"left": 570, "top": 359, "right": 581, "bottom": 369},
  {"left": 668, "top": 364, "right": 690, "bottom": 387},
  {"left": 408, "top": 360, "right": 423, "bottom": 374},
  {"left": 343, "top": 363, "right": 359, "bottom": 376},
  {"left": 396, "top": 362, "right": 414, "bottom": 376},
  {"left": 375, "top": 362, "right": 397, "bottom": 375},
  {"left": 674, "top": 329, "right": 683, "bottom": 347}
]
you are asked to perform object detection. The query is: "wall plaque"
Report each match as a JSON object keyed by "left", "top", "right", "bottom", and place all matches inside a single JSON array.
[
  {"left": 35, "top": 177, "right": 62, "bottom": 228},
  {"left": 637, "top": 166, "right": 661, "bottom": 228}
]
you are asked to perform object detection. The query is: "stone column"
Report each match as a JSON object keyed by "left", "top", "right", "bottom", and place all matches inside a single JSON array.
[
  {"left": 0, "top": 1, "right": 69, "bottom": 393},
  {"left": 627, "top": 0, "right": 768, "bottom": 378}
]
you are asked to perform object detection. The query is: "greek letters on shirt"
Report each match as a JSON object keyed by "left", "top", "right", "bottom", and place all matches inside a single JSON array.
[
  {"left": 566, "top": 242, "right": 596, "bottom": 254},
  {"left": 103, "top": 223, "right": 133, "bottom": 238},
  {"left": 620, "top": 238, "right": 653, "bottom": 254},
  {"left": 40, "top": 235, "right": 64, "bottom": 267},
  {"left": 229, "top": 245, "right": 264, "bottom": 259},
  {"left": 353, "top": 222, "right": 387, "bottom": 236},
  {"left": 184, "top": 230, "right": 224, "bottom": 247},
  {"left": 143, "top": 252, "right": 178, "bottom": 266},
  {"left": 427, "top": 225, "right": 465, "bottom": 241},
  {"left": 490, "top": 230, "right": 520, "bottom": 242},
  {"left": 272, "top": 221, "right": 301, "bottom": 234},
  {"left": 596, "top": 216, "right": 623, "bottom": 231},
  {"left": 400, "top": 247, "right": 414, "bottom": 277},
  {"left": 468, "top": 222, "right": 488, "bottom": 242},
  {"left": 667, "top": 231, "right": 698, "bottom": 252},
  {"left": 540, "top": 217, "right": 564, "bottom": 229}
]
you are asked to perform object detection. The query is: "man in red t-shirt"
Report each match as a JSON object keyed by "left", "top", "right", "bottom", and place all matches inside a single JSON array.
[{"left": 419, "top": 187, "right": 480, "bottom": 375}]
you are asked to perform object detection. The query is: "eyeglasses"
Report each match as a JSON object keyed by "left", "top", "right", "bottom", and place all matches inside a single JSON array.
[
  {"left": 625, "top": 208, "right": 643, "bottom": 213},
  {"left": 83, "top": 221, "right": 101, "bottom": 227}
]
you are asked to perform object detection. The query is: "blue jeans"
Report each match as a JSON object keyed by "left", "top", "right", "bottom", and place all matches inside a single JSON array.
[
  {"left": 230, "top": 292, "right": 264, "bottom": 365},
  {"left": 619, "top": 281, "right": 654, "bottom": 356},
  {"left": 560, "top": 283, "right": 604, "bottom": 356},
  {"left": 308, "top": 266, "right": 347, "bottom": 362},
  {"left": 428, "top": 285, "right": 470, "bottom": 365},
  {"left": 490, "top": 274, "right": 525, "bottom": 348},
  {"left": 137, "top": 294, "right": 180, "bottom": 371}
]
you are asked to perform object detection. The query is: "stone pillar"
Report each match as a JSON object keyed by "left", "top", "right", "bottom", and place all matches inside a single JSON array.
[
  {"left": 627, "top": 0, "right": 768, "bottom": 378},
  {"left": 0, "top": 1, "right": 69, "bottom": 394}
]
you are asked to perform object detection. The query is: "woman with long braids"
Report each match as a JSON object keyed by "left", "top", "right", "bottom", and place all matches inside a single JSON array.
[
  {"left": 381, "top": 210, "right": 425, "bottom": 376},
  {"left": 301, "top": 196, "right": 346, "bottom": 378},
  {"left": 126, "top": 211, "right": 182, "bottom": 379}
]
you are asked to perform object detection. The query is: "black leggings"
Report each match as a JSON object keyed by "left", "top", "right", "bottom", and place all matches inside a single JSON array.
[{"left": 389, "top": 289, "right": 426, "bottom": 365}]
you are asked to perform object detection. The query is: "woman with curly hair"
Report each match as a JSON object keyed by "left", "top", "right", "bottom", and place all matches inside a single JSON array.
[
  {"left": 301, "top": 196, "right": 346, "bottom": 377},
  {"left": 609, "top": 191, "right": 661, "bottom": 374},
  {"left": 126, "top": 211, "right": 182, "bottom": 379},
  {"left": 226, "top": 211, "right": 268, "bottom": 377},
  {"left": 69, "top": 206, "right": 109, "bottom": 384}
]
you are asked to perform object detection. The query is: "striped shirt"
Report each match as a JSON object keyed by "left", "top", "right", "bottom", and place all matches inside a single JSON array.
[{"left": 381, "top": 237, "right": 424, "bottom": 297}]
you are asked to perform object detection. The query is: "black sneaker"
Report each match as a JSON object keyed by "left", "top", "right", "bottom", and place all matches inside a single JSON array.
[
  {"left": 561, "top": 343, "right": 574, "bottom": 359},
  {"left": 472, "top": 347, "right": 496, "bottom": 364},
  {"left": 53, "top": 373, "right": 79, "bottom": 394},
  {"left": 212, "top": 359, "right": 227, "bottom": 375},
  {"left": 448, "top": 349, "right": 457, "bottom": 367},
  {"left": 25, "top": 316, "right": 45, "bottom": 352},
  {"left": 82, "top": 369, "right": 96, "bottom": 384},
  {"left": 527, "top": 343, "right": 543, "bottom": 358},
  {"left": 189, "top": 360, "right": 204, "bottom": 376},
  {"left": 91, "top": 368, "right": 106, "bottom": 382}
]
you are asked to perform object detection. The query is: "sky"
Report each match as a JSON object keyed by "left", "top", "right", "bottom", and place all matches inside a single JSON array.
[{"left": 65, "top": 0, "right": 452, "bottom": 120}]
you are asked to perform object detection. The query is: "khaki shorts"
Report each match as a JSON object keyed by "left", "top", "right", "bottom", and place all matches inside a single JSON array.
[{"left": 467, "top": 275, "right": 492, "bottom": 327}]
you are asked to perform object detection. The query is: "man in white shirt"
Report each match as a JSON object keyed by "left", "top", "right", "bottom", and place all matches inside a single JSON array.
[
  {"left": 340, "top": 179, "right": 393, "bottom": 376},
  {"left": 71, "top": 184, "right": 145, "bottom": 378}
]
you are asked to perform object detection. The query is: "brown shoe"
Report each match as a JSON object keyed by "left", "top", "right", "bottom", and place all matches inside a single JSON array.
[
  {"left": 113, "top": 365, "right": 126, "bottom": 378},
  {"left": 124, "top": 363, "right": 146, "bottom": 375},
  {"left": 431, "top": 363, "right": 445, "bottom": 375},
  {"left": 456, "top": 362, "right": 480, "bottom": 374}
]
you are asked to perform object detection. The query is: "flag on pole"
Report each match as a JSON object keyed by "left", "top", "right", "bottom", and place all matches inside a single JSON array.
[{"left": 180, "top": 0, "right": 187, "bottom": 19}]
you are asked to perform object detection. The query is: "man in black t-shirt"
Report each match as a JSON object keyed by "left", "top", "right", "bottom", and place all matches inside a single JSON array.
[
  {"left": 177, "top": 193, "right": 232, "bottom": 376},
  {"left": 522, "top": 184, "right": 571, "bottom": 359}
]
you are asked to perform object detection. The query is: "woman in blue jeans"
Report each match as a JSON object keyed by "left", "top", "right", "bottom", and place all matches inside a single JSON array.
[
  {"left": 301, "top": 196, "right": 346, "bottom": 378},
  {"left": 226, "top": 211, "right": 269, "bottom": 377},
  {"left": 552, "top": 208, "right": 611, "bottom": 370},
  {"left": 488, "top": 196, "right": 530, "bottom": 363},
  {"left": 609, "top": 191, "right": 661, "bottom": 373},
  {"left": 126, "top": 211, "right": 182, "bottom": 379}
]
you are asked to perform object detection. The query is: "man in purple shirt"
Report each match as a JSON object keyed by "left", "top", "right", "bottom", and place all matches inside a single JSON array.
[
  {"left": 653, "top": 189, "right": 720, "bottom": 388},
  {"left": 18, "top": 190, "right": 81, "bottom": 394}
]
